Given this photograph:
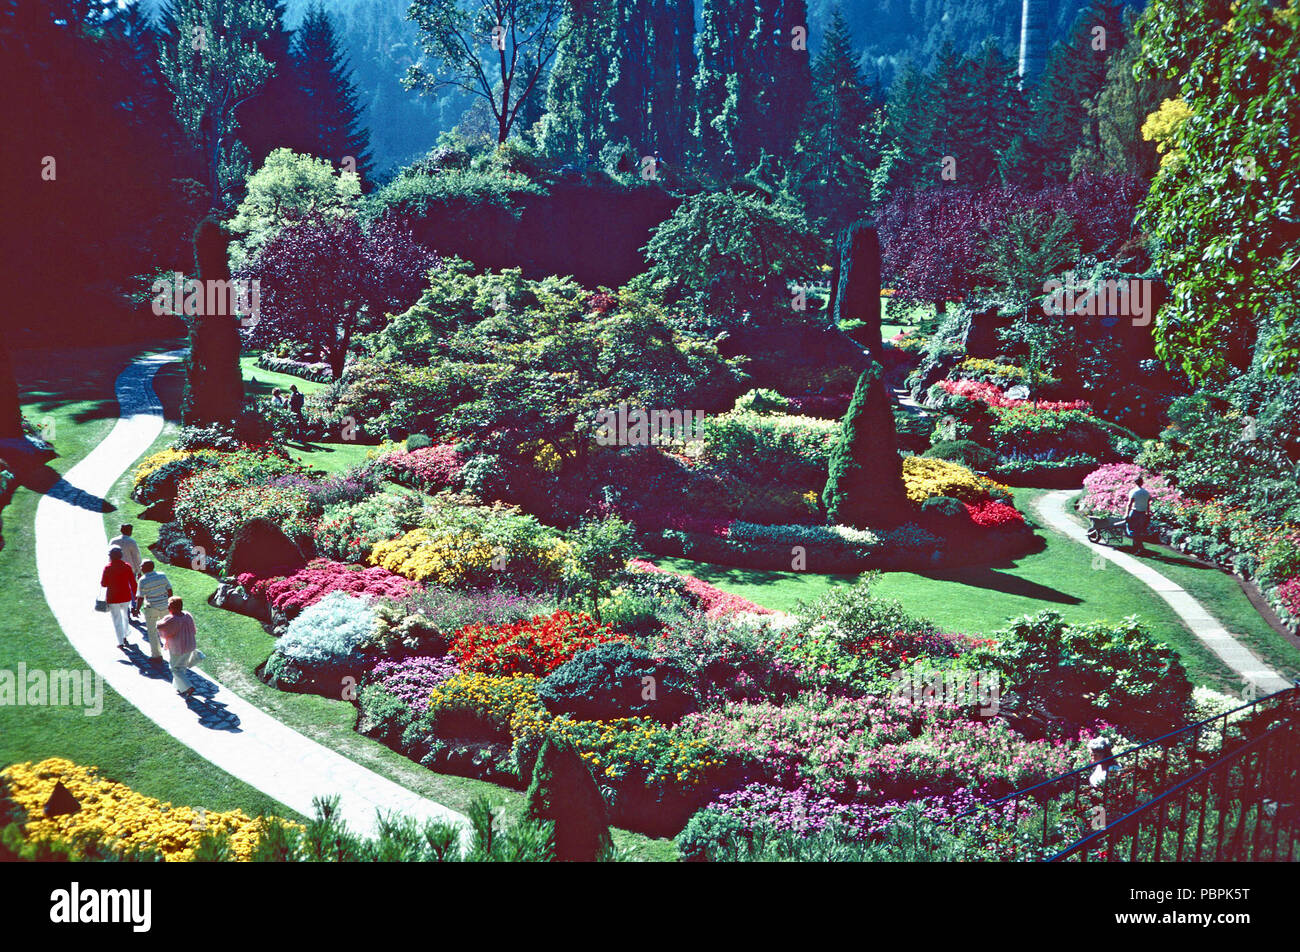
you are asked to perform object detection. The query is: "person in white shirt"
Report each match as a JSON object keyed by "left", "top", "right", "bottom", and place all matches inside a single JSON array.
[
  {"left": 109, "top": 524, "right": 144, "bottom": 620},
  {"left": 136, "top": 560, "right": 173, "bottom": 664},
  {"left": 1124, "top": 477, "right": 1152, "bottom": 554}
]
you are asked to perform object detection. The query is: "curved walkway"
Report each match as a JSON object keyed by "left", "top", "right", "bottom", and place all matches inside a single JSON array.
[
  {"left": 33, "top": 350, "right": 468, "bottom": 838},
  {"left": 1035, "top": 489, "right": 1291, "bottom": 693}
]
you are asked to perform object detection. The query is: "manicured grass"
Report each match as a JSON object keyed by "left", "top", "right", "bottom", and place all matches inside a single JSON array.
[
  {"left": 652, "top": 488, "right": 1300, "bottom": 694},
  {"left": 2, "top": 344, "right": 291, "bottom": 818},
  {"left": 285, "top": 440, "right": 374, "bottom": 474},
  {"left": 239, "top": 354, "right": 328, "bottom": 400}
]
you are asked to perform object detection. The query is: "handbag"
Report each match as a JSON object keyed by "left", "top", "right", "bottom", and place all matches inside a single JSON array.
[{"left": 94, "top": 587, "right": 108, "bottom": 613}]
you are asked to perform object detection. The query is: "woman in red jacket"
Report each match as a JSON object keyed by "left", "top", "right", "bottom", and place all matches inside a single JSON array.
[{"left": 100, "top": 546, "right": 137, "bottom": 649}]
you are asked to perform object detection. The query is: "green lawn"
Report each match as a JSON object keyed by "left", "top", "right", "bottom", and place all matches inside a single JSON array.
[
  {"left": 6, "top": 343, "right": 676, "bottom": 857},
  {"left": 652, "top": 488, "right": 1300, "bottom": 693},
  {"left": 239, "top": 354, "right": 328, "bottom": 400},
  {"left": 2, "top": 343, "right": 291, "bottom": 818}
]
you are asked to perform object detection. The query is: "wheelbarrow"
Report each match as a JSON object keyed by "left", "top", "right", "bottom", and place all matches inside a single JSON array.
[{"left": 1086, "top": 515, "right": 1130, "bottom": 546}]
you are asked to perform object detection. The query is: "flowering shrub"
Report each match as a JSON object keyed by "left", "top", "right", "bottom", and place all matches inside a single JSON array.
[
  {"left": 1078, "top": 463, "right": 1181, "bottom": 517},
  {"left": 366, "top": 656, "right": 461, "bottom": 712},
  {"left": 680, "top": 693, "right": 1077, "bottom": 801},
  {"left": 1277, "top": 576, "right": 1300, "bottom": 621},
  {"left": 962, "top": 499, "right": 1026, "bottom": 529},
  {"left": 313, "top": 491, "right": 423, "bottom": 563},
  {"left": 370, "top": 527, "right": 497, "bottom": 587},
  {"left": 653, "top": 613, "right": 802, "bottom": 705},
  {"left": 380, "top": 444, "right": 466, "bottom": 492},
  {"left": 263, "top": 591, "right": 379, "bottom": 694},
  {"left": 990, "top": 406, "right": 1120, "bottom": 460},
  {"left": 238, "top": 559, "right": 418, "bottom": 615},
  {"left": 901, "top": 455, "right": 1010, "bottom": 504},
  {"left": 950, "top": 358, "right": 1043, "bottom": 389},
  {"left": 700, "top": 411, "right": 839, "bottom": 478},
  {"left": 131, "top": 449, "right": 218, "bottom": 505},
  {"left": 727, "top": 522, "right": 879, "bottom": 547},
  {"left": 265, "top": 470, "right": 379, "bottom": 513},
  {"left": 508, "top": 705, "right": 725, "bottom": 793},
  {"left": 0, "top": 758, "right": 294, "bottom": 862},
  {"left": 175, "top": 472, "right": 316, "bottom": 553},
  {"left": 449, "top": 610, "right": 629, "bottom": 676},
  {"left": 425, "top": 672, "right": 543, "bottom": 743},
  {"left": 628, "top": 559, "right": 773, "bottom": 618}
]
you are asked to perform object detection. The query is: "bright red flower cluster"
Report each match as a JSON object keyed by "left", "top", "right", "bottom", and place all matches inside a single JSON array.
[
  {"left": 237, "top": 558, "right": 418, "bottom": 613},
  {"left": 939, "top": 378, "right": 1089, "bottom": 412},
  {"left": 448, "top": 610, "right": 630, "bottom": 676},
  {"left": 962, "top": 500, "right": 1026, "bottom": 529}
]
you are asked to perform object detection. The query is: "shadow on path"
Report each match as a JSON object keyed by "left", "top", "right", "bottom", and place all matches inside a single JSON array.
[{"left": 115, "top": 642, "right": 242, "bottom": 733}]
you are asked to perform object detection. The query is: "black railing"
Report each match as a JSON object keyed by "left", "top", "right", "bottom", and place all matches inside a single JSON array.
[{"left": 939, "top": 686, "right": 1300, "bottom": 861}]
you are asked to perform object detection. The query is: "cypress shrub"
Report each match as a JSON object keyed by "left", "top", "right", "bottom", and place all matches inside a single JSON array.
[
  {"left": 524, "top": 737, "right": 611, "bottom": 862},
  {"left": 823, "top": 362, "right": 909, "bottom": 528}
]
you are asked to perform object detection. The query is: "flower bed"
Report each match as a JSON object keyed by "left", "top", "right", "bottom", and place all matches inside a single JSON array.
[
  {"left": 901, "top": 456, "right": 1011, "bottom": 505},
  {"left": 936, "top": 378, "right": 1089, "bottom": 412},
  {"left": 0, "top": 758, "right": 291, "bottom": 861},
  {"left": 379, "top": 444, "right": 466, "bottom": 492},
  {"left": 628, "top": 559, "right": 773, "bottom": 618},
  {"left": 1078, "top": 463, "right": 1181, "bottom": 516},
  {"left": 237, "top": 559, "right": 419, "bottom": 617},
  {"left": 962, "top": 499, "right": 1025, "bottom": 529},
  {"left": 448, "top": 610, "right": 629, "bottom": 676}
]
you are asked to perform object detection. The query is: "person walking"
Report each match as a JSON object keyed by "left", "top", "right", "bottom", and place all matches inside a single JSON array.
[
  {"left": 136, "top": 560, "right": 173, "bottom": 664},
  {"left": 288, "top": 385, "right": 305, "bottom": 431},
  {"left": 109, "top": 524, "right": 143, "bottom": 619},
  {"left": 156, "top": 596, "right": 201, "bottom": 698},
  {"left": 99, "top": 547, "right": 138, "bottom": 650},
  {"left": 1124, "top": 475, "right": 1152, "bottom": 554}
]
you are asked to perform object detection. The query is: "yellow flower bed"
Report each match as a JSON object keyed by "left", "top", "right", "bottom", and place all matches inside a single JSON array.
[
  {"left": 901, "top": 455, "right": 1010, "bottom": 504},
  {"left": 509, "top": 706, "right": 719, "bottom": 790},
  {"left": 1, "top": 758, "right": 297, "bottom": 862},
  {"left": 427, "top": 672, "right": 543, "bottom": 738},
  {"left": 130, "top": 448, "right": 196, "bottom": 488},
  {"left": 370, "top": 527, "right": 496, "bottom": 586}
]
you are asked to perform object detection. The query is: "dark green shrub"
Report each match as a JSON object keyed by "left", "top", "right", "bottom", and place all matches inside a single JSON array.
[
  {"left": 675, "top": 808, "right": 752, "bottom": 861},
  {"left": 824, "top": 363, "right": 910, "bottom": 527},
  {"left": 537, "top": 642, "right": 697, "bottom": 723},
  {"left": 152, "top": 521, "right": 199, "bottom": 568},
  {"left": 406, "top": 433, "right": 433, "bottom": 451},
  {"left": 923, "top": 439, "right": 998, "bottom": 471},
  {"left": 920, "top": 496, "right": 967, "bottom": 519},
  {"left": 524, "top": 737, "right": 611, "bottom": 862}
]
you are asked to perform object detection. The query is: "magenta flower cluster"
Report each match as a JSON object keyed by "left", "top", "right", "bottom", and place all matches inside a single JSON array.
[
  {"left": 1079, "top": 463, "right": 1181, "bottom": 516},
  {"left": 238, "top": 558, "right": 419, "bottom": 613},
  {"left": 366, "top": 655, "right": 461, "bottom": 711}
]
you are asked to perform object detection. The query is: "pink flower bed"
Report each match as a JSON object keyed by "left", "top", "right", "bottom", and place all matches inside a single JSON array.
[
  {"left": 1277, "top": 577, "right": 1300, "bottom": 622},
  {"left": 238, "top": 558, "right": 419, "bottom": 613},
  {"left": 382, "top": 445, "right": 465, "bottom": 491},
  {"left": 1079, "top": 463, "right": 1181, "bottom": 516},
  {"left": 962, "top": 499, "right": 1026, "bottom": 529},
  {"left": 628, "top": 558, "right": 774, "bottom": 618},
  {"left": 939, "top": 378, "right": 1090, "bottom": 412}
]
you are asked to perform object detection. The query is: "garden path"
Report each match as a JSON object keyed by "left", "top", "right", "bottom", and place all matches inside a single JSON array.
[
  {"left": 1035, "top": 490, "right": 1291, "bottom": 693},
  {"left": 33, "top": 350, "right": 469, "bottom": 838}
]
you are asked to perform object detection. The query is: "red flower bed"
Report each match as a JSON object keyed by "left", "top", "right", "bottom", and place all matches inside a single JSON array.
[
  {"left": 962, "top": 500, "right": 1026, "bottom": 529},
  {"left": 448, "top": 610, "right": 630, "bottom": 676},
  {"left": 629, "top": 559, "right": 775, "bottom": 618},
  {"left": 939, "top": 378, "right": 1090, "bottom": 412},
  {"left": 381, "top": 445, "right": 465, "bottom": 491},
  {"left": 237, "top": 559, "right": 419, "bottom": 613}
]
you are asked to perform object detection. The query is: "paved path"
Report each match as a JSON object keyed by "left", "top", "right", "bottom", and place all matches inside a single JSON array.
[
  {"left": 1035, "top": 490, "right": 1291, "bottom": 693},
  {"left": 33, "top": 350, "right": 468, "bottom": 839}
]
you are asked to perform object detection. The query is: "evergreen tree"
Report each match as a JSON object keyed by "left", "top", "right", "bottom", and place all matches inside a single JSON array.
[
  {"left": 929, "top": 40, "right": 1027, "bottom": 188},
  {"left": 1023, "top": 1, "right": 1127, "bottom": 185},
  {"left": 235, "top": 0, "right": 305, "bottom": 172},
  {"left": 884, "top": 59, "right": 934, "bottom": 189},
  {"left": 294, "top": 3, "right": 375, "bottom": 183},
  {"left": 824, "top": 361, "right": 909, "bottom": 528},
  {"left": 794, "top": 6, "right": 884, "bottom": 232},
  {"left": 183, "top": 218, "right": 245, "bottom": 425},
  {"left": 536, "top": 0, "right": 617, "bottom": 162},
  {"left": 524, "top": 737, "right": 611, "bottom": 862},
  {"left": 693, "top": 0, "right": 812, "bottom": 178},
  {"left": 1070, "top": 28, "right": 1176, "bottom": 180}
]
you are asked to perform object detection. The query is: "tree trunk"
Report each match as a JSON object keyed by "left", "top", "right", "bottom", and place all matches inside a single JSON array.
[
  {"left": 833, "top": 222, "right": 884, "bottom": 364},
  {"left": 0, "top": 338, "right": 24, "bottom": 440}
]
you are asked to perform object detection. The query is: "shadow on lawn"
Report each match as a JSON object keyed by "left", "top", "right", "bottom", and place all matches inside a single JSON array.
[{"left": 916, "top": 566, "right": 1084, "bottom": 605}]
